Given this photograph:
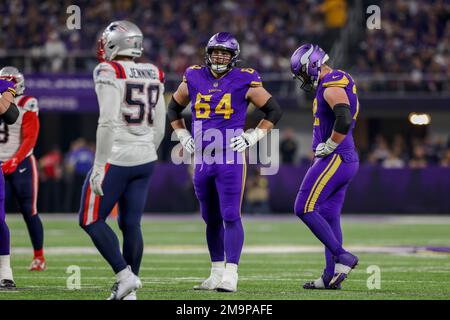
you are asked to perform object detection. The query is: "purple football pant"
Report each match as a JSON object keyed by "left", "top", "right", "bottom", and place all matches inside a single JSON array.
[
  {"left": 193, "top": 155, "right": 246, "bottom": 265},
  {"left": 0, "top": 169, "right": 10, "bottom": 255},
  {"left": 294, "top": 153, "right": 358, "bottom": 276}
]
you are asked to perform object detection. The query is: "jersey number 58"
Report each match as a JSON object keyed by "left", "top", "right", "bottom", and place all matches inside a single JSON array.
[{"left": 124, "top": 83, "right": 160, "bottom": 125}]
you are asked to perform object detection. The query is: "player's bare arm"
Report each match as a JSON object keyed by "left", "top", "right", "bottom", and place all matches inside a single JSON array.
[
  {"left": 230, "top": 86, "right": 282, "bottom": 152},
  {"left": 323, "top": 86, "right": 351, "bottom": 145},
  {"left": 168, "top": 81, "right": 194, "bottom": 153}
]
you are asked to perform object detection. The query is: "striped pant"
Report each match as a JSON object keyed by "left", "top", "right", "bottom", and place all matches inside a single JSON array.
[{"left": 295, "top": 153, "right": 359, "bottom": 216}]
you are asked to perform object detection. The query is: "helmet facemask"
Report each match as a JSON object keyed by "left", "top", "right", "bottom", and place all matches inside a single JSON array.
[{"left": 206, "top": 47, "right": 237, "bottom": 74}]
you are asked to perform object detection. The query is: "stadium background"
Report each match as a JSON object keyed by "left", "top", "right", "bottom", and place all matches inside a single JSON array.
[{"left": 1, "top": 0, "right": 449, "bottom": 215}]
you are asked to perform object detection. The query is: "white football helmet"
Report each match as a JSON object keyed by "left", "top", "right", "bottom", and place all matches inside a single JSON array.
[
  {"left": 101, "top": 20, "right": 143, "bottom": 61},
  {"left": 0, "top": 66, "right": 25, "bottom": 96}
]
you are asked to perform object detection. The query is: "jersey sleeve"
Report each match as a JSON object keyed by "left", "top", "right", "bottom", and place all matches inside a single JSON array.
[
  {"left": 321, "top": 70, "right": 350, "bottom": 89},
  {"left": 183, "top": 65, "right": 202, "bottom": 84},
  {"left": 239, "top": 68, "right": 263, "bottom": 88},
  {"left": 21, "top": 96, "right": 39, "bottom": 114},
  {"left": 93, "top": 62, "right": 120, "bottom": 88}
]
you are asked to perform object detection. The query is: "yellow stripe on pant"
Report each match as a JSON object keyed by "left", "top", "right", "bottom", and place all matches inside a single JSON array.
[
  {"left": 307, "top": 155, "right": 343, "bottom": 212},
  {"left": 304, "top": 154, "right": 338, "bottom": 213}
]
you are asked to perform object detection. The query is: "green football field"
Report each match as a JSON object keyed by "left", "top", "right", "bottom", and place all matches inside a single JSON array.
[{"left": 1, "top": 214, "right": 450, "bottom": 300}]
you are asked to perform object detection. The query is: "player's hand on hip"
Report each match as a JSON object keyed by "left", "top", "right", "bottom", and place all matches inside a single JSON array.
[
  {"left": 175, "top": 129, "right": 195, "bottom": 154},
  {"left": 1, "top": 157, "right": 19, "bottom": 175},
  {"left": 90, "top": 164, "right": 106, "bottom": 196},
  {"left": 315, "top": 138, "right": 338, "bottom": 158}
]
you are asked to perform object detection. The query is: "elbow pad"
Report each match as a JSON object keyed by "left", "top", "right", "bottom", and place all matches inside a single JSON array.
[
  {"left": 167, "top": 96, "right": 186, "bottom": 122},
  {"left": 333, "top": 103, "right": 352, "bottom": 134},
  {"left": 2, "top": 103, "right": 19, "bottom": 124},
  {"left": 259, "top": 97, "right": 282, "bottom": 125}
]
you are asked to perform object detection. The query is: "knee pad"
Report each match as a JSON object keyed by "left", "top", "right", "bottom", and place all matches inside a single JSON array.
[{"left": 221, "top": 207, "right": 241, "bottom": 223}]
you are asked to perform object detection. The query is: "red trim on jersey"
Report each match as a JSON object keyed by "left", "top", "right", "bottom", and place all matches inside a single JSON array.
[
  {"left": 82, "top": 163, "right": 111, "bottom": 226},
  {"left": 82, "top": 184, "right": 92, "bottom": 226},
  {"left": 30, "top": 155, "right": 39, "bottom": 215},
  {"left": 14, "top": 111, "right": 40, "bottom": 164},
  {"left": 18, "top": 96, "right": 32, "bottom": 107},
  {"left": 158, "top": 67, "right": 165, "bottom": 83},
  {"left": 106, "top": 61, "right": 126, "bottom": 79}
]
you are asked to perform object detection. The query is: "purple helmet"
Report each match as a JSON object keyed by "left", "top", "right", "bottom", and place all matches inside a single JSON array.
[
  {"left": 290, "top": 44, "right": 329, "bottom": 91},
  {"left": 205, "top": 32, "right": 240, "bottom": 73}
]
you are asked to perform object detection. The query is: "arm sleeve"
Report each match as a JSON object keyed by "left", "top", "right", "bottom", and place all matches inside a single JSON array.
[
  {"left": 93, "top": 64, "right": 121, "bottom": 166},
  {"left": 15, "top": 111, "right": 40, "bottom": 162},
  {"left": 152, "top": 84, "right": 166, "bottom": 150},
  {"left": 332, "top": 103, "right": 352, "bottom": 134},
  {"left": 1, "top": 103, "right": 19, "bottom": 124}
]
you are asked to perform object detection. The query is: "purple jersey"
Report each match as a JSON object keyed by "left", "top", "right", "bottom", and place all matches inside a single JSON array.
[
  {"left": 184, "top": 65, "right": 262, "bottom": 148},
  {"left": 312, "top": 69, "right": 360, "bottom": 161}
]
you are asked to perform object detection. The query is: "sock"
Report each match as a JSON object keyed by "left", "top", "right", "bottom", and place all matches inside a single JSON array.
[
  {"left": 225, "top": 263, "right": 238, "bottom": 274},
  {"left": 206, "top": 221, "right": 225, "bottom": 262},
  {"left": 82, "top": 221, "right": 127, "bottom": 274},
  {"left": 298, "top": 211, "right": 345, "bottom": 257},
  {"left": 34, "top": 249, "right": 44, "bottom": 259},
  {"left": 121, "top": 225, "right": 143, "bottom": 276},
  {"left": 0, "top": 221, "right": 10, "bottom": 256},
  {"left": 23, "top": 214, "right": 44, "bottom": 254},
  {"left": 324, "top": 215, "right": 343, "bottom": 276},
  {"left": 224, "top": 219, "right": 244, "bottom": 265},
  {"left": 0, "top": 255, "right": 13, "bottom": 280},
  {"left": 210, "top": 261, "right": 225, "bottom": 276}
]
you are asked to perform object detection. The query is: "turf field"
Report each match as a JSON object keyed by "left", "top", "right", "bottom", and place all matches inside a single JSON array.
[{"left": 1, "top": 214, "right": 450, "bottom": 300}]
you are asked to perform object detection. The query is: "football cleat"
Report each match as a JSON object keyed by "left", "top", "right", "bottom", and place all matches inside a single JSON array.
[
  {"left": 122, "top": 290, "right": 137, "bottom": 300},
  {"left": 29, "top": 256, "right": 47, "bottom": 271},
  {"left": 329, "top": 252, "right": 359, "bottom": 289},
  {"left": 193, "top": 273, "right": 223, "bottom": 290},
  {"left": 0, "top": 279, "right": 16, "bottom": 289},
  {"left": 303, "top": 273, "right": 341, "bottom": 290},
  {"left": 216, "top": 270, "right": 238, "bottom": 293},
  {"left": 107, "top": 268, "right": 142, "bottom": 300}
]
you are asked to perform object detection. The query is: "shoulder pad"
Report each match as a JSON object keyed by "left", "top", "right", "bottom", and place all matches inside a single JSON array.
[
  {"left": 17, "top": 96, "right": 39, "bottom": 112},
  {"left": 322, "top": 70, "right": 349, "bottom": 88},
  {"left": 240, "top": 67, "right": 263, "bottom": 87}
]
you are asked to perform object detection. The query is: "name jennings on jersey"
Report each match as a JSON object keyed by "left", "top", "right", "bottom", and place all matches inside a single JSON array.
[{"left": 93, "top": 60, "right": 166, "bottom": 167}]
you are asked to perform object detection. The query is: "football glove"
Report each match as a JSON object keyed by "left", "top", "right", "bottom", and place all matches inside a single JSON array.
[
  {"left": 175, "top": 128, "right": 194, "bottom": 154},
  {"left": 90, "top": 163, "right": 106, "bottom": 196},
  {"left": 1, "top": 157, "right": 19, "bottom": 175},
  {"left": 230, "top": 128, "right": 266, "bottom": 153},
  {"left": 315, "top": 138, "right": 339, "bottom": 158}
]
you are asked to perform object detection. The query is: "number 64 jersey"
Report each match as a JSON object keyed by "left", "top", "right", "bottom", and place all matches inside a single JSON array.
[{"left": 93, "top": 60, "right": 166, "bottom": 166}]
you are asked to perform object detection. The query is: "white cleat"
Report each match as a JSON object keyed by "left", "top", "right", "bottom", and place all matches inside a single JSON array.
[
  {"left": 193, "top": 274, "right": 223, "bottom": 290},
  {"left": 193, "top": 262, "right": 224, "bottom": 290},
  {"left": 122, "top": 290, "right": 137, "bottom": 300},
  {"left": 107, "top": 266, "right": 142, "bottom": 300},
  {"left": 216, "top": 268, "right": 238, "bottom": 293}
]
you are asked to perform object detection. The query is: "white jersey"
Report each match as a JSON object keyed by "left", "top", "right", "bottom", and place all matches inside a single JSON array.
[
  {"left": 0, "top": 95, "right": 39, "bottom": 161},
  {"left": 93, "top": 60, "right": 166, "bottom": 166}
]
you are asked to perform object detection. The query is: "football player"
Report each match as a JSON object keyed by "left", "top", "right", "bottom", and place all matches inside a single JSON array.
[
  {"left": 290, "top": 44, "right": 360, "bottom": 289},
  {"left": 0, "top": 67, "right": 46, "bottom": 271},
  {"left": 168, "top": 32, "right": 282, "bottom": 292},
  {"left": 0, "top": 79, "right": 20, "bottom": 288},
  {"left": 79, "top": 21, "right": 166, "bottom": 300}
]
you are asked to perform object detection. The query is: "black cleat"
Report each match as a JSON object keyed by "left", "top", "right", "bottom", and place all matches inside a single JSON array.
[{"left": 0, "top": 279, "right": 17, "bottom": 289}]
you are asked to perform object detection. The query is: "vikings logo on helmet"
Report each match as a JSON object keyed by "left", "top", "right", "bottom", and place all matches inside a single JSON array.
[
  {"left": 290, "top": 44, "right": 329, "bottom": 91},
  {"left": 205, "top": 32, "right": 240, "bottom": 73}
]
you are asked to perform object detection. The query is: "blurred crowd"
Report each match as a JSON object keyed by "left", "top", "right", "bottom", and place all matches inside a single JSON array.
[
  {"left": 355, "top": 0, "right": 449, "bottom": 92},
  {"left": 2, "top": 0, "right": 447, "bottom": 91},
  {"left": 1, "top": 0, "right": 342, "bottom": 74}
]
